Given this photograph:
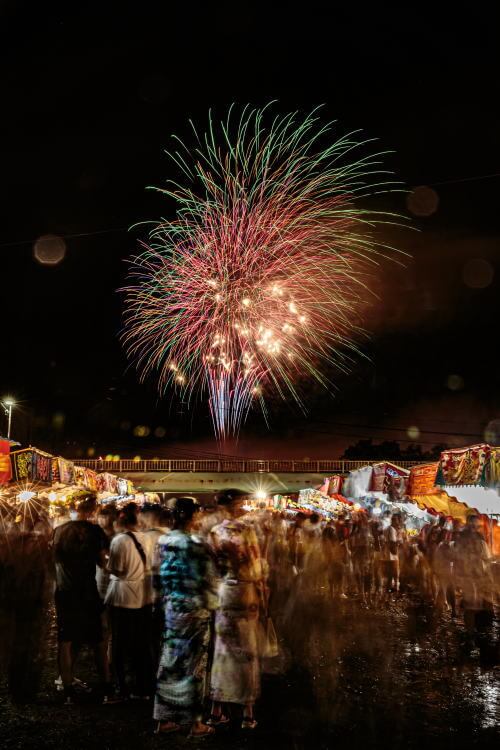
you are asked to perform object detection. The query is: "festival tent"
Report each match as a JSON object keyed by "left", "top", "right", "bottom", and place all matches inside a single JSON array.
[
  {"left": 435, "top": 443, "right": 500, "bottom": 490},
  {"left": 439, "top": 485, "right": 500, "bottom": 516},
  {"left": 413, "top": 491, "right": 469, "bottom": 523},
  {"left": 2, "top": 446, "right": 140, "bottom": 517},
  {"left": 370, "top": 462, "right": 410, "bottom": 499}
]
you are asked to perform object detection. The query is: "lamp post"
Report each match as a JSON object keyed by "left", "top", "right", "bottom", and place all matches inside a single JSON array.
[{"left": 2, "top": 399, "right": 15, "bottom": 440}]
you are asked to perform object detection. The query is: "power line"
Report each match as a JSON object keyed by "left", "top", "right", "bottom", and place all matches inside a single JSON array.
[
  {"left": 0, "top": 226, "right": 128, "bottom": 249},
  {"left": 2, "top": 170, "right": 500, "bottom": 250},
  {"left": 429, "top": 171, "right": 500, "bottom": 187}
]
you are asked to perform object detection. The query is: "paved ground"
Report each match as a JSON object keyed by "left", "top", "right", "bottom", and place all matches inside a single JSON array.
[{"left": 1, "top": 595, "right": 499, "bottom": 750}]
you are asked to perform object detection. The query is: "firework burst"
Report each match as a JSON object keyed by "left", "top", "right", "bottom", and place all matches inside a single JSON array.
[{"left": 122, "top": 104, "right": 403, "bottom": 438}]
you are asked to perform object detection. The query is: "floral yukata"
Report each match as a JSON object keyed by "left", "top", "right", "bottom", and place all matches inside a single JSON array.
[
  {"left": 153, "top": 529, "right": 218, "bottom": 725},
  {"left": 209, "top": 518, "right": 266, "bottom": 706}
]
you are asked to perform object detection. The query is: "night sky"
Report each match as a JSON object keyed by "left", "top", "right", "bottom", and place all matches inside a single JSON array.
[{"left": 1, "top": 4, "right": 499, "bottom": 460}]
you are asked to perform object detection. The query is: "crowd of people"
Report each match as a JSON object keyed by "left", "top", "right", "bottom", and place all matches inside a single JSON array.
[{"left": 0, "top": 489, "right": 498, "bottom": 735}]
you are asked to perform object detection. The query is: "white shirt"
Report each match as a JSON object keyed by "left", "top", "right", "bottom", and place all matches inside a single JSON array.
[{"left": 105, "top": 532, "right": 146, "bottom": 609}]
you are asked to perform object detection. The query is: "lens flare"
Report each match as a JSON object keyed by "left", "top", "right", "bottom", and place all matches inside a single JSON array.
[{"left": 122, "top": 104, "right": 404, "bottom": 437}]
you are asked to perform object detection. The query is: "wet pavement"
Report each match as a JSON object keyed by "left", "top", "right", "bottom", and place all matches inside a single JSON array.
[{"left": 1, "top": 595, "right": 499, "bottom": 749}]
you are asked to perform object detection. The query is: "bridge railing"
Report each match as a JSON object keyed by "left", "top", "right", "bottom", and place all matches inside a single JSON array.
[{"left": 71, "top": 458, "right": 420, "bottom": 473}]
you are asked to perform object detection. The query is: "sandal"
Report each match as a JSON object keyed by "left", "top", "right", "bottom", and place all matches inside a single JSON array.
[
  {"left": 188, "top": 723, "right": 215, "bottom": 739},
  {"left": 206, "top": 714, "right": 230, "bottom": 726},
  {"left": 241, "top": 717, "right": 258, "bottom": 730},
  {"left": 155, "top": 721, "right": 181, "bottom": 735}
]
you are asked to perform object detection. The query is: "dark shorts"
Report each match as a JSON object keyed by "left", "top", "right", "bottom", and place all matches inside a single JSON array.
[{"left": 55, "top": 590, "right": 103, "bottom": 644}]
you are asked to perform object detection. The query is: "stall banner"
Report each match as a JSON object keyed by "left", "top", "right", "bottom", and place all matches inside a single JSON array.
[
  {"left": 387, "top": 473, "right": 409, "bottom": 501},
  {"left": 327, "top": 475, "right": 344, "bottom": 495},
  {"left": 58, "top": 457, "right": 75, "bottom": 486},
  {"left": 52, "top": 458, "right": 60, "bottom": 484},
  {"left": 436, "top": 444, "right": 490, "bottom": 486},
  {"left": 384, "top": 464, "right": 409, "bottom": 500},
  {"left": 370, "top": 463, "right": 387, "bottom": 492},
  {"left": 13, "top": 449, "right": 33, "bottom": 481},
  {"left": 95, "top": 473, "right": 108, "bottom": 493},
  {"left": 73, "top": 465, "right": 87, "bottom": 487},
  {"left": 0, "top": 440, "right": 12, "bottom": 485},
  {"left": 484, "top": 448, "right": 500, "bottom": 487},
  {"left": 95, "top": 472, "right": 118, "bottom": 494},
  {"left": 85, "top": 469, "right": 98, "bottom": 492},
  {"left": 370, "top": 462, "right": 409, "bottom": 496},
  {"left": 408, "top": 462, "right": 438, "bottom": 496},
  {"left": 32, "top": 451, "right": 53, "bottom": 483}
]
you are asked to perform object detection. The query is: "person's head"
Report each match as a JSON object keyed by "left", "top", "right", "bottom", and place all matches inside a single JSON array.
[
  {"left": 392, "top": 513, "right": 402, "bottom": 529},
  {"left": 309, "top": 513, "right": 320, "bottom": 525},
  {"left": 466, "top": 514, "right": 482, "bottom": 533},
  {"left": 138, "top": 503, "right": 163, "bottom": 531},
  {"left": 75, "top": 493, "right": 98, "bottom": 520},
  {"left": 295, "top": 512, "right": 307, "bottom": 527},
  {"left": 160, "top": 508, "right": 173, "bottom": 529},
  {"left": 215, "top": 488, "right": 248, "bottom": 517},
  {"left": 114, "top": 502, "right": 139, "bottom": 532},
  {"left": 171, "top": 497, "right": 199, "bottom": 530},
  {"left": 97, "top": 504, "right": 117, "bottom": 535}
]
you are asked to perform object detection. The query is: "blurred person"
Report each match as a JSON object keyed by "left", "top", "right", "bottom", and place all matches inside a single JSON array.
[
  {"left": 301, "top": 512, "right": 325, "bottom": 596},
  {"left": 106, "top": 502, "right": 151, "bottom": 699},
  {"left": 454, "top": 515, "right": 493, "bottom": 630},
  {"left": 370, "top": 515, "right": 386, "bottom": 599},
  {"left": 381, "top": 514, "right": 406, "bottom": 595},
  {"left": 266, "top": 511, "right": 292, "bottom": 618},
  {"left": 194, "top": 492, "right": 230, "bottom": 539},
  {"left": 433, "top": 530, "right": 457, "bottom": 615},
  {"left": 139, "top": 503, "right": 167, "bottom": 679},
  {"left": 96, "top": 504, "right": 117, "bottom": 600},
  {"left": 95, "top": 504, "right": 117, "bottom": 665},
  {"left": 289, "top": 512, "right": 307, "bottom": 575},
  {"left": 208, "top": 489, "right": 266, "bottom": 730},
  {"left": 153, "top": 497, "right": 218, "bottom": 738},
  {"left": 53, "top": 492, "right": 113, "bottom": 704},
  {"left": 1, "top": 511, "right": 52, "bottom": 703},
  {"left": 160, "top": 507, "right": 173, "bottom": 531},
  {"left": 350, "top": 513, "right": 374, "bottom": 605},
  {"left": 322, "top": 521, "right": 349, "bottom": 599}
]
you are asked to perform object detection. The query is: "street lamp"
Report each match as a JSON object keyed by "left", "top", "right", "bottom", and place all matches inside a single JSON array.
[{"left": 2, "top": 398, "right": 15, "bottom": 440}]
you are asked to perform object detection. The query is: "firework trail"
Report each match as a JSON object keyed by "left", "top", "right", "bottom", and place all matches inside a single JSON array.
[{"left": 122, "top": 104, "right": 403, "bottom": 438}]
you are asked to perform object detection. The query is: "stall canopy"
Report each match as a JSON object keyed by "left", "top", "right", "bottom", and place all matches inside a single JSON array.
[{"left": 441, "top": 485, "right": 500, "bottom": 516}]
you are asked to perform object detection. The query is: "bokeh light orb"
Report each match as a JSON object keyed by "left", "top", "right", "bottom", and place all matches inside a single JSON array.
[
  {"left": 133, "top": 425, "right": 150, "bottom": 438},
  {"left": 462, "top": 258, "right": 494, "bottom": 289},
  {"left": 406, "top": 186, "right": 439, "bottom": 217},
  {"left": 407, "top": 425, "right": 420, "bottom": 440},
  {"left": 154, "top": 426, "right": 166, "bottom": 438},
  {"left": 33, "top": 234, "right": 67, "bottom": 265},
  {"left": 447, "top": 374, "right": 464, "bottom": 392}
]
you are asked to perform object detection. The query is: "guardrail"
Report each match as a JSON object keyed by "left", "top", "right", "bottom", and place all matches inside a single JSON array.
[{"left": 71, "top": 458, "right": 421, "bottom": 474}]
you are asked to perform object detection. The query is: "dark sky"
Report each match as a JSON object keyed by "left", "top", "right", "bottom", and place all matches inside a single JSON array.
[{"left": 1, "top": 3, "right": 499, "bottom": 460}]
